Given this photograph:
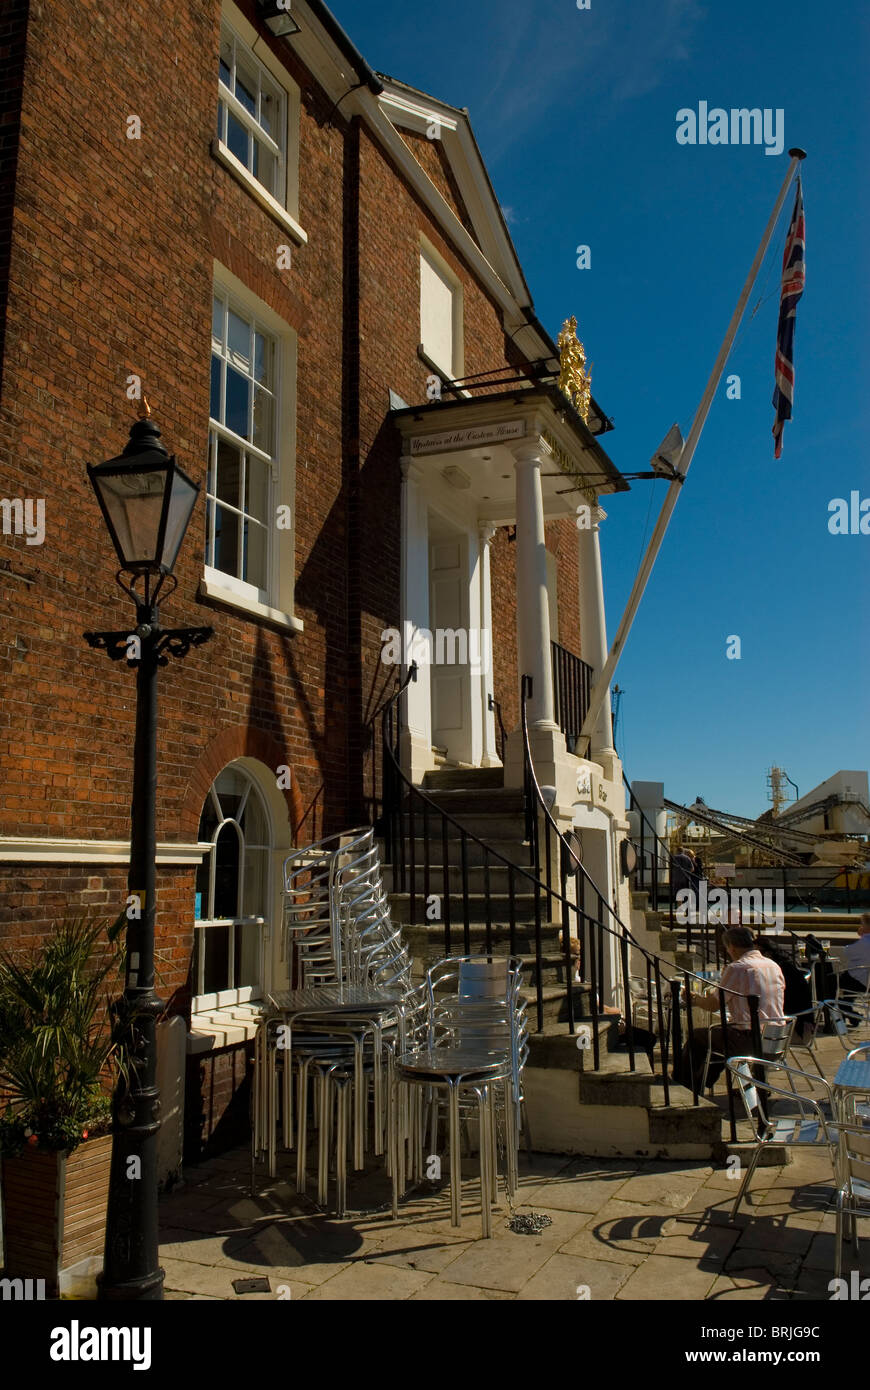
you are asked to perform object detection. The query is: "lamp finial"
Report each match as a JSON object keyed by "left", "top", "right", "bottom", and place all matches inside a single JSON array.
[{"left": 138, "top": 395, "right": 151, "bottom": 421}]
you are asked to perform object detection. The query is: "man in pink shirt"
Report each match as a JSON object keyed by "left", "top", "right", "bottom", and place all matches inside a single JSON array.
[{"left": 682, "top": 926, "right": 786, "bottom": 1090}]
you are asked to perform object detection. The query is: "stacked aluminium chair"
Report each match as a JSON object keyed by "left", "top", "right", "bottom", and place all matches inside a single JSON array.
[
  {"left": 389, "top": 954, "right": 528, "bottom": 1237},
  {"left": 252, "top": 827, "right": 416, "bottom": 1213}
]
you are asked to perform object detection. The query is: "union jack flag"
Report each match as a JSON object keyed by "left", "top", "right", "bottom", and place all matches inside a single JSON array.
[{"left": 772, "top": 178, "right": 805, "bottom": 459}]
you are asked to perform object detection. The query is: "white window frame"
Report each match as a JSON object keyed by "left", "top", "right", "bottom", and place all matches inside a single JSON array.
[
  {"left": 207, "top": 289, "right": 278, "bottom": 607},
  {"left": 218, "top": 20, "right": 287, "bottom": 205},
  {"left": 193, "top": 768, "right": 272, "bottom": 1013},
  {"left": 215, "top": 1, "right": 305, "bottom": 241},
  {"left": 419, "top": 236, "right": 464, "bottom": 382},
  {"left": 204, "top": 264, "right": 302, "bottom": 632}
]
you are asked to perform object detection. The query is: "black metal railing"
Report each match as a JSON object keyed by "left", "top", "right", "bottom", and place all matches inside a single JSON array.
[
  {"left": 520, "top": 675, "right": 761, "bottom": 1140},
  {"left": 381, "top": 665, "right": 565, "bottom": 1033},
  {"left": 488, "top": 692, "right": 508, "bottom": 766},
  {"left": 623, "top": 774, "right": 867, "bottom": 964},
  {"left": 375, "top": 664, "right": 761, "bottom": 1142},
  {"left": 551, "top": 641, "right": 593, "bottom": 754}
]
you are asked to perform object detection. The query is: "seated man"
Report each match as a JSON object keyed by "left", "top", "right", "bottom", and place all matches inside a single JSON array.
[
  {"left": 756, "top": 933, "right": 813, "bottom": 1038},
  {"left": 681, "top": 926, "right": 785, "bottom": 1091}
]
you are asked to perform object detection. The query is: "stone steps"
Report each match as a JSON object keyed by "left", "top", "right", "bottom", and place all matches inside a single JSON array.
[
  {"left": 388, "top": 835, "right": 532, "bottom": 869},
  {"left": 389, "top": 890, "right": 544, "bottom": 925},
  {"left": 382, "top": 861, "right": 538, "bottom": 895},
  {"left": 422, "top": 766, "right": 506, "bottom": 791}
]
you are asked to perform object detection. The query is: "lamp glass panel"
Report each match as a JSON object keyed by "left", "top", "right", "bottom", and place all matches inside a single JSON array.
[
  {"left": 160, "top": 467, "right": 199, "bottom": 571},
  {"left": 95, "top": 466, "right": 167, "bottom": 566}
]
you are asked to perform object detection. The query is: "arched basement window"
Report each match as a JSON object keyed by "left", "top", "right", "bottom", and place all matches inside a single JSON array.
[{"left": 193, "top": 764, "right": 271, "bottom": 1010}]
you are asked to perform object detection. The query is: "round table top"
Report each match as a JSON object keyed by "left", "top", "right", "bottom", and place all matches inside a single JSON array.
[{"left": 396, "top": 1047, "right": 509, "bottom": 1078}]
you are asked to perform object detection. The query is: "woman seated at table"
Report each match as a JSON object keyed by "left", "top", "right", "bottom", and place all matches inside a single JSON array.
[{"left": 680, "top": 925, "right": 786, "bottom": 1091}]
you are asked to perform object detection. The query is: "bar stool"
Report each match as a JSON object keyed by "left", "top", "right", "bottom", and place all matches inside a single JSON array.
[{"left": 391, "top": 1048, "right": 510, "bottom": 1237}]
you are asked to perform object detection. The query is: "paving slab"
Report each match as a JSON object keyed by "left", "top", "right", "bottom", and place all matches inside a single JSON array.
[
  {"left": 790, "top": 1266, "right": 840, "bottom": 1301},
  {"left": 360, "top": 1225, "right": 471, "bottom": 1274},
  {"left": 583, "top": 1198, "right": 679, "bottom": 1249},
  {"left": 701, "top": 1165, "right": 784, "bottom": 1192},
  {"left": 615, "top": 1252, "right": 720, "bottom": 1300},
  {"left": 487, "top": 1205, "right": 592, "bottom": 1246},
  {"left": 611, "top": 1166, "right": 710, "bottom": 1210},
  {"left": 558, "top": 1225, "right": 652, "bottom": 1266},
  {"left": 521, "top": 1171, "right": 633, "bottom": 1213},
  {"left": 517, "top": 1251, "right": 632, "bottom": 1301},
  {"left": 731, "top": 1216, "right": 816, "bottom": 1258},
  {"left": 161, "top": 1257, "right": 264, "bottom": 1300},
  {"left": 156, "top": 1136, "right": 853, "bottom": 1302},
  {"left": 437, "top": 1234, "right": 554, "bottom": 1292},
  {"left": 706, "top": 1272, "right": 789, "bottom": 1301},
  {"left": 723, "top": 1246, "right": 801, "bottom": 1288},
  {"left": 410, "top": 1279, "right": 515, "bottom": 1300},
  {"left": 650, "top": 1220, "right": 740, "bottom": 1267},
  {"left": 301, "top": 1262, "right": 431, "bottom": 1300}
]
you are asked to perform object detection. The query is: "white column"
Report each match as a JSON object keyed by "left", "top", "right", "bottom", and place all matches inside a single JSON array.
[
  {"left": 478, "top": 523, "right": 499, "bottom": 766},
  {"left": 513, "top": 439, "right": 557, "bottom": 730},
  {"left": 578, "top": 504, "right": 615, "bottom": 759},
  {"left": 400, "top": 456, "right": 432, "bottom": 780}
]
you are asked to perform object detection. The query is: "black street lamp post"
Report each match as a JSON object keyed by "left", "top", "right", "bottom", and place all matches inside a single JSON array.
[{"left": 84, "top": 403, "right": 213, "bottom": 1300}]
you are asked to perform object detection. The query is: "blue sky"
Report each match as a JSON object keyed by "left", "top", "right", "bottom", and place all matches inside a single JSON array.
[{"left": 330, "top": 0, "right": 869, "bottom": 816}]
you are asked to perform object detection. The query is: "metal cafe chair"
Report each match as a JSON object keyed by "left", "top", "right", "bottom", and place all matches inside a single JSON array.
[
  {"left": 836, "top": 973, "right": 870, "bottom": 1034},
  {"left": 724, "top": 1057, "right": 838, "bottom": 1220},
  {"left": 389, "top": 955, "right": 526, "bottom": 1236},
  {"left": 821, "top": 998, "right": 863, "bottom": 1054},
  {"left": 252, "top": 829, "right": 412, "bottom": 1204},
  {"left": 700, "top": 1015, "right": 795, "bottom": 1095},
  {"left": 834, "top": 1123, "right": 870, "bottom": 1280},
  {"left": 428, "top": 954, "right": 527, "bottom": 1172},
  {"left": 785, "top": 1001, "right": 833, "bottom": 1082}
]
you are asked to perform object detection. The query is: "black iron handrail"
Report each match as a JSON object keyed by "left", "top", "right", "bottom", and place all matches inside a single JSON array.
[
  {"left": 487, "top": 692, "right": 508, "bottom": 766},
  {"left": 550, "top": 641, "right": 593, "bottom": 754},
  {"left": 381, "top": 665, "right": 573, "bottom": 1032},
  {"left": 520, "top": 675, "right": 761, "bottom": 1137}
]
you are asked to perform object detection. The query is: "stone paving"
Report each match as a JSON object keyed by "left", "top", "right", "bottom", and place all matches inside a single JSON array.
[{"left": 159, "top": 1034, "right": 868, "bottom": 1301}]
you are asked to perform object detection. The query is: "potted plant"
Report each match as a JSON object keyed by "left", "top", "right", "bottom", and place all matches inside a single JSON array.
[{"left": 0, "top": 914, "right": 127, "bottom": 1297}]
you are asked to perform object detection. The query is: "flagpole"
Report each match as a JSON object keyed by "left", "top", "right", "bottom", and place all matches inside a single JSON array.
[{"left": 579, "top": 147, "right": 806, "bottom": 752}]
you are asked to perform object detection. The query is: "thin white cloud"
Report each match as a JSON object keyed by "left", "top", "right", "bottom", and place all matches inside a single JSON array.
[{"left": 470, "top": 0, "right": 706, "bottom": 161}]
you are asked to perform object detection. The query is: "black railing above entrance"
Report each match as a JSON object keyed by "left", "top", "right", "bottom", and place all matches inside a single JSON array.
[
  {"left": 551, "top": 642, "right": 593, "bottom": 754},
  {"left": 374, "top": 665, "right": 761, "bottom": 1143},
  {"left": 520, "top": 676, "right": 760, "bottom": 1141}
]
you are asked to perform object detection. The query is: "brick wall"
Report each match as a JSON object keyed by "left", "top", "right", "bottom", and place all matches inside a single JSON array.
[{"left": 0, "top": 1, "right": 593, "bottom": 1145}]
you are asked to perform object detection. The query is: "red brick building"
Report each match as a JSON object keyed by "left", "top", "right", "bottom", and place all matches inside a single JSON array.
[{"left": 0, "top": 0, "right": 629, "bottom": 1159}]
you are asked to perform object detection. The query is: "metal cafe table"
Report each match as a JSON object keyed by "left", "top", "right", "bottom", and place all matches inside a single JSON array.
[
  {"left": 831, "top": 1055, "right": 870, "bottom": 1121},
  {"left": 258, "top": 986, "right": 404, "bottom": 1178}
]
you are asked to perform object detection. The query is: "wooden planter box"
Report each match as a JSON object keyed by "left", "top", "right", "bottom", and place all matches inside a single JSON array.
[{"left": 1, "top": 1133, "right": 112, "bottom": 1297}]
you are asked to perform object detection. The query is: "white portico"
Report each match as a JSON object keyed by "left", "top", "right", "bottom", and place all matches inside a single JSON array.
[{"left": 392, "top": 386, "right": 628, "bottom": 799}]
